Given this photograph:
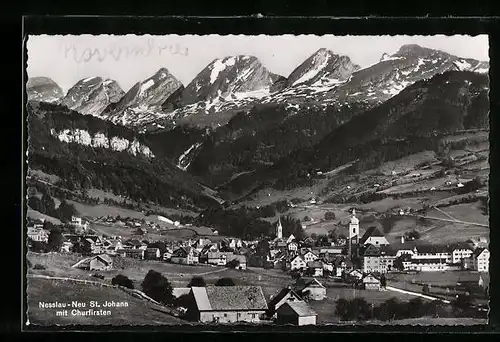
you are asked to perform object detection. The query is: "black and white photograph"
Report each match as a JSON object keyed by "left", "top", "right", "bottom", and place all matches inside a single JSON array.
[{"left": 24, "top": 33, "right": 490, "bottom": 327}]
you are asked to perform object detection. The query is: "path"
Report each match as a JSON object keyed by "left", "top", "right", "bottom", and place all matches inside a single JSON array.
[{"left": 386, "top": 285, "right": 451, "bottom": 304}]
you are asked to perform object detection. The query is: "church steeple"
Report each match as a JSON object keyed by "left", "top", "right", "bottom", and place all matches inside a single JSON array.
[
  {"left": 276, "top": 217, "right": 283, "bottom": 239},
  {"left": 349, "top": 209, "right": 359, "bottom": 244}
]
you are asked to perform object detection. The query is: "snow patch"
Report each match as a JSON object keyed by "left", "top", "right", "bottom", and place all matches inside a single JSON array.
[
  {"left": 177, "top": 142, "right": 202, "bottom": 171},
  {"left": 139, "top": 79, "right": 155, "bottom": 97},
  {"left": 210, "top": 57, "right": 236, "bottom": 84},
  {"left": 293, "top": 53, "right": 330, "bottom": 86},
  {"left": 454, "top": 60, "right": 472, "bottom": 71},
  {"left": 82, "top": 77, "right": 96, "bottom": 83}
]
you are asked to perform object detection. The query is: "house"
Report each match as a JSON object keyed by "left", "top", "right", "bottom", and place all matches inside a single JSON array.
[
  {"left": 379, "top": 245, "right": 397, "bottom": 273},
  {"left": 187, "top": 286, "right": 268, "bottom": 323},
  {"left": 116, "top": 248, "right": 145, "bottom": 260},
  {"left": 227, "top": 254, "right": 247, "bottom": 270},
  {"left": 294, "top": 278, "right": 326, "bottom": 301},
  {"left": 288, "top": 255, "right": 307, "bottom": 271},
  {"left": 301, "top": 251, "right": 318, "bottom": 263},
  {"left": 73, "top": 254, "right": 113, "bottom": 271},
  {"left": 267, "top": 288, "right": 303, "bottom": 318},
  {"left": 473, "top": 248, "right": 489, "bottom": 272},
  {"left": 27, "top": 227, "right": 49, "bottom": 243},
  {"left": 331, "top": 256, "right": 352, "bottom": 277},
  {"left": 359, "top": 226, "right": 389, "bottom": 246},
  {"left": 449, "top": 243, "right": 474, "bottom": 264},
  {"left": 362, "top": 274, "right": 381, "bottom": 290},
  {"left": 172, "top": 287, "right": 191, "bottom": 299},
  {"left": 124, "top": 239, "right": 148, "bottom": 250},
  {"left": 287, "top": 241, "right": 299, "bottom": 252},
  {"left": 90, "top": 254, "right": 113, "bottom": 271},
  {"left": 60, "top": 241, "right": 73, "bottom": 253},
  {"left": 71, "top": 216, "right": 90, "bottom": 231},
  {"left": 306, "top": 261, "right": 324, "bottom": 277},
  {"left": 103, "top": 240, "right": 123, "bottom": 255},
  {"left": 286, "top": 234, "right": 296, "bottom": 244},
  {"left": 411, "top": 244, "right": 452, "bottom": 270},
  {"left": 276, "top": 300, "right": 317, "bottom": 326},
  {"left": 345, "top": 269, "right": 363, "bottom": 281},
  {"left": 145, "top": 247, "right": 161, "bottom": 260},
  {"left": 229, "top": 239, "right": 243, "bottom": 249},
  {"left": 362, "top": 244, "right": 381, "bottom": 274},
  {"left": 171, "top": 247, "right": 199, "bottom": 265},
  {"left": 208, "top": 252, "right": 233, "bottom": 266}
]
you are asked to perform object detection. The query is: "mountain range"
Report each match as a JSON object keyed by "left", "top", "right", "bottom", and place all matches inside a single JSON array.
[
  {"left": 26, "top": 43, "right": 490, "bottom": 213},
  {"left": 27, "top": 44, "right": 489, "bottom": 131}
]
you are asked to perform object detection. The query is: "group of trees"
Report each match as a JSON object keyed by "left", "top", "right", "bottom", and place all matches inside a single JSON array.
[
  {"left": 195, "top": 206, "right": 275, "bottom": 239},
  {"left": 27, "top": 189, "right": 78, "bottom": 223},
  {"left": 335, "top": 295, "right": 485, "bottom": 322}
]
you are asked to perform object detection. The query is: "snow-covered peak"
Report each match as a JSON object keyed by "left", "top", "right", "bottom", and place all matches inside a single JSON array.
[{"left": 286, "top": 48, "right": 360, "bottom": 88}]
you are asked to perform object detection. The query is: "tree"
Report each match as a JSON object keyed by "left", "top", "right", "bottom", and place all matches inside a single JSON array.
[
  {"left": 141, "top": 270, "right": 174, "bottom": 305},
  {"left": 393, "top": 256, "right": 405, "bottom": 272},
  {"left": 188, "top": 276, "right": 206, "bottom": 287},
  {"left": 57, "top": 200, "right": 78, "bottom": 222},
  {"left": 215, "top": 277, "right": 236, "bottom": 286},
  {"left": 47, "top": 228, "right": 63, "bottom": 252},
  {"left": 227, "top": 259, "right": 240, "bottom": 269},
  {"left": 328, "top": 229, "right": 338, "bottom": 244},
  {"left": 112, "top": 274, "right": 134, "bottom": 289},
  {"left": 71, "top": 239, "right": 92, "bottom": 256},
  {"left": 324, "top": 211, "right": 336, "bottom": 220},
  {"left": 148, "top": 241, "right": 167, "bottom": 255},
  {"left": 303, "top": 216, "right": 311, "bottom": 222},
  {"left": 422, "top": 284, "right": 430, "bottom": 294},
  {"left": 405, "top": 230, "right": 421, "bottom": 240},
  {"left": 380, "top": 274, "right": 387, "bottom": 289}
]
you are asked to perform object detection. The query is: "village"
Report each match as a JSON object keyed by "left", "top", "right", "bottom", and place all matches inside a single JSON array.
[{"left": 26, "top": 207, "right": 490, "bottom": 325}]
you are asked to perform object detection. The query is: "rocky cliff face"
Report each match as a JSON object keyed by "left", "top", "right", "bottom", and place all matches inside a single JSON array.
[
  {"left": 286, "top": 48, "right": 360, "bottom": 87},
  {"left": 26, "top": 77, "right": 64, "bottom": 103},
  {"left": 100, "top": 68, "right": 183, "bottom": 126},
  {"left": 49, "top": 127, "right": 155, "bottom": 158},
  {"left": 327, "top": 44, "right": 489, "bottom": 106},
  {"left": 60, "top": 77, "right": 124, "bottom": 116}
]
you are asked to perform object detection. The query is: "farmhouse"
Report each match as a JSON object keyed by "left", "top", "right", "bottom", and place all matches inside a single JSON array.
[
  {"left": 306, "top": 261, "right": 324, "bottom": 277},
  {"left": 294, "top": 278, "right": 326, "bottom": 301},
  {"left": 276, "top": 300, "right": 317, "bottom": 326},
  {"left": 359, "top": 226, "right": 389, "bottom": 246},
  {"left": 73, "top": 254, "right": 113, "bottom": 271},
  {"left": 267, "top": 288, "right": 303, "bottom": 318},
  {"left": 362, "top": 274, "right": 381, "bottom": 290},
  {"left": 187, "top": 286, "right": 268, "bottom": 323},
  {"left": 287, "top": 241, "right": 299, "bottom": 252},
  {"left": 288, "top": 255, "right": 307, "bottom": 271},
  {"left": 208, "top": 252, "right": 233, "bottom": 266},
  {"left": 145, "top": 247, "right": 161, "bottom": 260},
  {"left": 171, "top": 246, "right": 199, "bottom": 265},
  {"left": 301, "top": 251, "right": 319, "bottom": 263}
]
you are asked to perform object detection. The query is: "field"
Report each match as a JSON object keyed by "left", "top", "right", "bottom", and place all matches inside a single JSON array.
[
  {"left": 26, "top": 277, "right": 184, "bottom": 326},
  {"left": 27, "top": 208, "right": 62, "bottom": 225},
  {"left": 27, "top": 252, "right": 446, "bottom": 325}
]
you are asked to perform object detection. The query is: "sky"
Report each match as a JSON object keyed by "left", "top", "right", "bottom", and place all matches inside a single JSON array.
[{"left": 26, "top": 34, "right": 489, "bottom": 94}]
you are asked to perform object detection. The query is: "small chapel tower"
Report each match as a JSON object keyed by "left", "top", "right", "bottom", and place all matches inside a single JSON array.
[{"left": 276, "top": 217, "right": 283, "bottom": 239}]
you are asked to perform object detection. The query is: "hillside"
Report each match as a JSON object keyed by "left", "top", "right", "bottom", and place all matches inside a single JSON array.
[
  {"left": 27, "top": 101, "right": 221, "bottom": 212},
  {"left": 220, "top": 71, "right": 489, "bottom": 198},
  {"left": 26, "top": 77, "right": 64, "bottom": 103}
]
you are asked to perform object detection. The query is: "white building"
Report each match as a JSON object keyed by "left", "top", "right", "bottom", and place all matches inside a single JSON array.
[
  {"left": 349, "top": 209, "right": 359, "bottom": 245},
  {"left": 473, "top": 248, "right": 489, "bottom": 272}
]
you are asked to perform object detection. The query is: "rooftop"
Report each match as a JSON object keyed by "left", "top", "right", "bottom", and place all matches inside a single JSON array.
[
  {"left": 279, "top": 300, "right": 317, "bottom": 317},
  {"left": 192, "top": 286, "right": 268, "bottom": 311}
]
